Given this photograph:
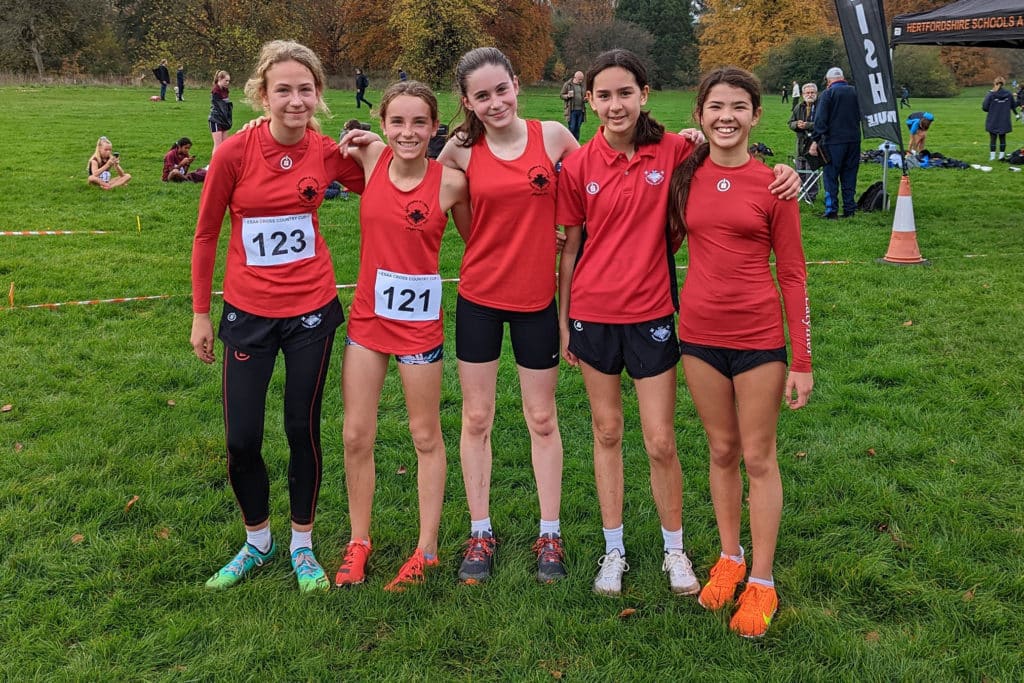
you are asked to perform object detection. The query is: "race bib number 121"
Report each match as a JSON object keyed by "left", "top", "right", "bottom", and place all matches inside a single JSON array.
[{"left": 374, "top": 269, "right": 442, "bottom": 322}]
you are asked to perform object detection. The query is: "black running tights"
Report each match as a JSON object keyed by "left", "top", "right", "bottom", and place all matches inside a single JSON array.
[{"left": 222, "top": 335, "right": 334, "bottom": 527}]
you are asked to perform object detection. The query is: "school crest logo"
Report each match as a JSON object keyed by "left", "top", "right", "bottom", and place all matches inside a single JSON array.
[
  {"left": 649, "top": 325, "right": 672, "bottom": 343},
  {"left": 528, "top": 165, "right": 552, "bottom": 195},
  {"left": 405, "top": 200, "right": 430, "bottom": 231},
  {"left": 644, "top": 169, "right": 666, "bottom": 185},
  {"left": 297, "top": 176, "right": 322, "bottom": 206},
  {"left": 716, "top": 179, "right": 731, "bottom": 192},
  {"left": 280, "top": 154, "right": 293, "bottom": 170},
  {"left": 226, "top": 312, "right": 238, "bottom": 322},
  {"left": 573, "top": 320, "right": 583, "bottom": 332},
  {"left": 586, "top": 181, "right": 600, "bottom": 195},
  {"left": 300, "top": 313, "right": 323, "bottom": 329}
]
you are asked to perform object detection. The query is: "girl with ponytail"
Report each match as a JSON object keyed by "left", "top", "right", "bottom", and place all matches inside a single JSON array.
[{"left": 668, "top": 67, "right": 813, "bottom": 638}]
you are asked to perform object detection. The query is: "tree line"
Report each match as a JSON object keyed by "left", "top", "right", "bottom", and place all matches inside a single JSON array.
[{"left": 0, "top": 0, "right": 1018, "bottom": 93}]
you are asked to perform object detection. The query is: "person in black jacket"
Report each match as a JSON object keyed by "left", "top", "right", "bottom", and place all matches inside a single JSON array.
[
  {"left": 788, "top": 82, "right": 820, "bottom": 202},
  {"left": 982, "top": 77, "right": 1018, "bottom": 160},
  {"left": 176, "top": 65, "right": 185, "bottom": 101},
  {"left": 154, "top": 59, "right": 171, "bottom": 101},
  {"left": 809, "top": 67, "right": 861, "bottom": 219},
  {"left": 208, "top": 70, "right": 233, "bottom": 156},
  {"left": 355, "top": 68, "right": 372, "bottom": 109}
]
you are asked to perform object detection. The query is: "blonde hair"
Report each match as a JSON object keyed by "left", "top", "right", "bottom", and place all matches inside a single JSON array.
[
  {"left": 89, "top": 135, "right": 111, "bottom": 168},
  {"left": 212, "top": 70, "right": 230, "bottom": 87},
  {"left": 243, "top": 40, "right": 329, "bottom": 133},
  {"left": 379, "top": 80, "right": 438, "bottom": 123}
]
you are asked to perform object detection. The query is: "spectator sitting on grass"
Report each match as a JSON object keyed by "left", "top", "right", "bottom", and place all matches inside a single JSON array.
[
  {"left": 162, "top": 137, "right": 206, "bottom": 183},
  {"left": 87, "top": 136, "right": 131, "bottom": 190}
]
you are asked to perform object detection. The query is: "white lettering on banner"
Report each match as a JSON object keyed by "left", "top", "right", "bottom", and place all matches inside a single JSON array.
[
  {"left": 374, "top": 269, "right": 442, "bottom": 322},
  {"left": 869, "top": 73, "right": 886, "bottom": 104},
  {"left": 242, "top": 214, "right": 315, "bottom": 266},
  {"left": 866, "top": 111, "right": 898, "bottom": 127}
]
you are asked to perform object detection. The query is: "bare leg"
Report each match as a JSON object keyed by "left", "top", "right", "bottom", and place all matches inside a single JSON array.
[
  {"left": 633, "top": 366, "right": 682, "bottom": 531},
  {"left": 458, "top": 360, "right": 498, "bottom": 522},
  {"left": 397, "top": 360, "right": 446, "bottom": 556},
  {"left": 579, "top": 363, "right": 624, "bottom": 529},
  {"left": 518, "top": 365, "right": 562, "bottom": 522},
  {"left": 341, "top": 345, "right": 388, "bottom": 542}
]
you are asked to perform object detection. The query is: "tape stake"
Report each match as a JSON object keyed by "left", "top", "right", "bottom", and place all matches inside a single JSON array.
[
  {"left": 7, "top": 281, "right": 12, "bottom": 309},
  {"left": 137, "top": 216, "right": 141, "bottom": 233}
]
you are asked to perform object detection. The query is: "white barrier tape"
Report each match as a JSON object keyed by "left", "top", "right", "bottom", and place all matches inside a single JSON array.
[{"left": 1, "top": 230, "right": 108, "bottom": 236}]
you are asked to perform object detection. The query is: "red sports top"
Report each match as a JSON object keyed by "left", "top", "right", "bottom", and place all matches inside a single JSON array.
[
  {"left": 191, "top": 125, "right": 364, "bottom": 317},
  {"left": 459, "top": 119, "right": 558, "bottom": 312},
  {"left": 348, "top": 148, "right": 448, "bottom": 355},
  {"left": 679, "top": 157, "right": 811, "bottom": 372},
  {"left": 556, "top": 129, "right": 694, "bottom": 323}
]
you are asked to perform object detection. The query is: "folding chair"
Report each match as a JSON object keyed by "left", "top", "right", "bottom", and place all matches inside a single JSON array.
[{"left": 795, "top": 155, "right": 823, "bottom": 205}]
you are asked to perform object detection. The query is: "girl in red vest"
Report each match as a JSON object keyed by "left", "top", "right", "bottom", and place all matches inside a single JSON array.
[{"left": 333, "top": 81, "right": 470, "bottom": 591}]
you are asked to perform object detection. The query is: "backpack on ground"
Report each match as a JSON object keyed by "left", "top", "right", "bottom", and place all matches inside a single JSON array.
[{"left": 857, "top": 181, "right": 887, "bottom": 212}]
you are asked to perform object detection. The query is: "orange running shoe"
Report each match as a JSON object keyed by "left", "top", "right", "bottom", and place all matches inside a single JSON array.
[
  {"left": 335, "top": 539, "right": 371, "bottom": 587},
  {"left": 697, "top": 556, "right": 747, "bottom": 610},
  {"left": 384, "top": 548, "right": 439, "bottom": 592},
  {"left": 729, "top": 583, "right": 778, "bottom": 638}
]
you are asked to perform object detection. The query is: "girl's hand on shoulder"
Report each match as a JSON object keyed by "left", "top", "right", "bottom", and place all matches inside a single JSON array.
[
  {"left": 678, "top": 128, "right": 706, "bottom": 144},
  {"left": 338, "top": 128, "right": 383, "bottom": 157},
  {"left": 239, "top": 115, "right": 270, "bottom": 133},
  {"left": 769, "top": 164, "right": 801, "bottom": 200},
  {"left": 784, "top": 371, "right": 813, "bottom": 410}
]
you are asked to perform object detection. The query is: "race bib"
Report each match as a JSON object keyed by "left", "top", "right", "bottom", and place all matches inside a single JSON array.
[
  {"left": 374, "top": 269, "right": 441, "bottom": 322},
  {"left": 242, "top": 214, "right": 315, "bottom": 266}
]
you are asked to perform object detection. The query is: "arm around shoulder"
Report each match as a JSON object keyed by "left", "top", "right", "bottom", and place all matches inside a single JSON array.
[{"left": 541, "top": 119, "right": 580, "bottom": 163}]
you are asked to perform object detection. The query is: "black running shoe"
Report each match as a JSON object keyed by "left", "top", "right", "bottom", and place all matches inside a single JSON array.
[
  {"left": 533, "top": 533, "right": 567, "bottom": 583},
  {"left": 458, "top": 531, "right": 496, "bottom": 584}
]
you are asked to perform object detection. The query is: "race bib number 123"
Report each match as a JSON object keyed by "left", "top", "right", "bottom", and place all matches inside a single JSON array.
[{"left": 242, "top": 213, "right": 315, "bottom": 266}]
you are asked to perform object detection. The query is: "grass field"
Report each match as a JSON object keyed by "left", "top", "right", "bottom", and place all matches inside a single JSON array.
[{"left": 1, "top": 81, "right": 1022, "bottom": 680}]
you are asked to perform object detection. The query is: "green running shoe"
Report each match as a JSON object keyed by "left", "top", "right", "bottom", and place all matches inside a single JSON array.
[
  {"left": 291, "top": 547, "right": 330, "bottom": 593},
  {"left": 205, "top": 542, "right": 275, "bottom": 590}
]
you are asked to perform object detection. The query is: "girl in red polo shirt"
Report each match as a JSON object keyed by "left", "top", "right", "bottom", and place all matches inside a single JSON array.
[
  {"left": 437, "top": 47, "right": 579, "bottom": 584},
  {"left": 332, "top": 81, "right": 470, "bottom": 592},
  {"left": 190, "top": 40, "right": 365, "bottom": 593},
  {"left": 668, "top": 67, "right": 813, "bottom": 638},
  {"left": 556, "top": 50, "right": 799, "bottom": 598}
]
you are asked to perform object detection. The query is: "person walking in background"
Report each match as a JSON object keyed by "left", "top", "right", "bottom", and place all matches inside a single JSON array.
[
  {"left": 810, "top": 67, "right": 861, "bottom": 219},
  {"left": 208, "top": 70, "right": 233, "bottom": 156},
  {"left": 905, "top": 111, "right": 934, "bottom": 156},
  {"left": 355, "top": 68, "right": 373, "bottom": 109},
  {"left": 790, "top": 80, "right": 800, "bottom": 104},
  {"left": 190, "top": 40, "right": 366, "bottom": 594},
  {"left": 983, "top": 77, "right": 1017, "bottom": 160},
  {"left": 87, "top": 135, "right": 131, "bottom": 190},
  {"left": 438, "top": 47, "right": 579, "bottom": 586},
  {"left": 333, "top": 80, "right": 470, "bottom": 593},
  {"left": 788, "top": 82, "right": 819, "bottom": 202},
  {"left": 176, "top": 65, "right": 185, "bottom": 101},
  {"left": 900, "top": 85, "right": 910, "bottom": 109},
  {"left": 781, "top": 84, "right": 789, "bottom": 104},
  {"left": 154, "top": 59, "right": 170, "bottom": 101},
  {"left": 398, "top": 68, "right": 408, "bottom": 82},
  {"left": 560, "top": 70, "right": 586, "bottom": 140},
  {"left": 667, "top": 66, "right": 812, "bottom": 639},
  {"left": 556, "top": 48, "right": 800, "bottom": 599}
]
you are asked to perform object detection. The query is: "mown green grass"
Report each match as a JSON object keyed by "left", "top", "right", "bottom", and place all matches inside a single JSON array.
[{"left": 0, "top": 83, "right": 1022, "bottom": 680}]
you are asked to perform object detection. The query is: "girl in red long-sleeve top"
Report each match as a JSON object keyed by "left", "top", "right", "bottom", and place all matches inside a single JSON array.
[{"left": 668, "top": 67, "right": 813, "bottom": 638}]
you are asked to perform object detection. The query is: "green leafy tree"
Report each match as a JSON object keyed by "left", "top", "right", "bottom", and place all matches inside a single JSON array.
[
  {"left": 754, "top": 35, "right": 847, "bottom": 96},
  {"left": 893, "top": 46, "right": 958, "bottom": 97},
  {"left": 615, "top": 0, "right": 698, "bottom": 88},
  {"left": 0, "top": 0, "right": 109, "bottom": 76},
  {"left": 390, "top": 0, "right": 494, "bottom": 88}
]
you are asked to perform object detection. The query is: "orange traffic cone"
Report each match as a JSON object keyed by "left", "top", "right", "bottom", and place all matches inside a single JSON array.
[{"left": 881, "top": 174, "right": 929, "bottom": 265}]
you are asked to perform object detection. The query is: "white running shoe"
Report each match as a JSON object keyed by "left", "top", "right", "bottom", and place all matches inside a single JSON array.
[
  {"left": 593, "top": 549, "right": 629, "bottom": 596},
  {"left": 662, "top": 550, "right": 700, "bottom": 595}
]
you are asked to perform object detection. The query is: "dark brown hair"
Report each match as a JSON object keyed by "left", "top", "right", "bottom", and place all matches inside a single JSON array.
[
  {"left": 453, "top": 47, "right": 515, "bottom": 148},
  {"left": 585, "top": 49, "right": 664, "bottom": 147},
  {"left": 668, "top": 67, "right": 762, "bottom": 245}
]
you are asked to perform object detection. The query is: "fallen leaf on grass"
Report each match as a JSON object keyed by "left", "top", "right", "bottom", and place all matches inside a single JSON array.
[
  {"left": 1, "top": 404, "right": 11, "bottom": 413},
  {"left": 551, "top": 672, "right": 563, "bottom": 680},
  {"left": 71, "top": 534, "right": 85, "bottom": 544},
  {"left": 14, "top": 442, "right": 23, "bottom": 452},
  {"left": 962, "top": 584, "right": 980, "bottom": 602},
  {"left": 865, "top": 631, "right": 880, "bottom": 642},
  {"left": 124, "top": 495, "right": 140, "bottom": 512},
  {"left": 867, "top": 448, "right": 876, "bottom": 457},
  {"left": 166, "top": 400, "right": 176, "bottom": 407},
  {"left": 618, "top": 608, "right": 637, "bottom": 619},
  {"left": 902, "top": 320, "right": 913, "bottom": 327},
  {"left": 396, "top": 465, "right": 407, "bottom": 475},
  {"left": 156, "top": 528, "right": 171, "bottom": 540},
  {"left": 794, "top": 451, "right": 807, "bottom": 459}
]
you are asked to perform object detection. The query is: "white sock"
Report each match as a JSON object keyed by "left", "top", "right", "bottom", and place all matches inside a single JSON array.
[
  {"left": 722, "top": 545, "right": 745, "bottom": 564},
  {"left": 999, "top": 151, "right": 1005, "bottom": 159},
  {"left": 290, "top": 529, "right": 312, "bottom": 555},
  {"left": 748, "top": 576, "right": 775, "bottom": 589},
  {"left": 246, "top": 527, "right": 272, "bottom": 554},
  {"left": 603, "top": 525, "right": 625, "bottom": 556},
  {"left": 990, "top": 151, "right": 996, "bottom": 160},
  {"left": 540, "top": 519, "right": 561, "bottom": 537},
  {"left": 470, "top": 517, "right": 492, "bottom": 536},
  {"left": 661, "top": 526, "right": 684, "bottom": 553}
]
